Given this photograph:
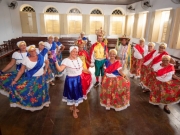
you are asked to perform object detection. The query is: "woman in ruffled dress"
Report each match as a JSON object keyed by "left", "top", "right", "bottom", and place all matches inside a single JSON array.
[
  {"left": 129, "top": 38, "right": 148, "bottom": 79},
  {"left": 100, "top": 49, "right": 130, "bottom": 111},
  {"left": 140, "top": 42, "right": 156, "bottom": 92},
  {"left": 149, "top": 55, "right": 180, "bottom": 114},
  {"left": 10, "top": 45, "right": 50, "bottom": 111},
  {"left": 54, "top": 36, "right": 65, "bottom": 77},
  {"left": 76, "top": 39, "right": 93, "bottom": 100},
  {"left": 0, "top": 41, "right": 27, "bottom": 97},
  {"left": 55, "top": 46, "right": 88, "bottom": 118}
]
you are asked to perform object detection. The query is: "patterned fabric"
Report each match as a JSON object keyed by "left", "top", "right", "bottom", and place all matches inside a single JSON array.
[
  {"left": 45, "top": 69, "right": 54, "bottom": 83},
  {"left": 140, "top": 64, "right": 151, "bottom": 87},
  {"left": 55, "top": 53, "right": 63, "bottom": 77},
  {"left": 62, "top": 75, "right": 83, "bottom": 106},
  {"left": 9, "top": 75, "right": 50, "bottom": 111},
  {"left": 130, "top": 56, "right": 143, "bottom": 76},
  {"left": 49, "top": 58, "right": 57, "bottom": 76},
  {"left": 0, "top": 71, "right": 18, "bottom": 97},
  {"left": 149, "top": 78, "right": 180, "bottom": 105},
  {"left": 100, "top": 75, "right": 130, "bottom": 111}
]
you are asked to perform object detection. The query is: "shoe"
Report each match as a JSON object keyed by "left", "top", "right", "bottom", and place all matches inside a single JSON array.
[
  {"left": 129, "top": 73, "right": 134, "bottom": 78},
  {"left": 135, "top": 76, "right": 140, "bottom": 79},
  {"left": 94, "top": 82, "right": 100, "bottom": 88},
  {"left": 164, "top": 106, "right": 171, "bottom": 114}
]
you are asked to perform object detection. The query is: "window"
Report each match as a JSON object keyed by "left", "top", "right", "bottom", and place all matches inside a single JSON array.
[
  {"left": 132, "top": 13, "right": 147, "bottom": 38},
  {"left": 44, "top": 14, "right": 60, "bottom": 34},
  {"left": 125, "top": 15, "right": 134, "bottom": 36},
  {"left": 149, "top": 10, "right": 172, "bottom": 43},
  {"left": 67, "top": 8, "right": 82, "bottom": 34},
  {"left": 110, "top": 15, "right": 125, "bottom": 35},
  {"left": 69, "top": 8, "right": 81, "bottom": 14},
  {"left": 90, "top": 15, "right": 104, "bottom": 34},
  {"left": 112, "top": 9, "right": 123, "bottom": 15},
  {"left": 169, "top": 8, "right": 180, "bottom": 49},
  {"left": 20, "top": 6, "right": 37, "bottom": 33},
  {"left": 46, "top": 7, "right": 58, "bottom": 13},
  {"left": 91, "top": 9, "right": 102, "bottom": 15},
  {"left": 90, "top": 9, "right": 103, "bottom": 34}
]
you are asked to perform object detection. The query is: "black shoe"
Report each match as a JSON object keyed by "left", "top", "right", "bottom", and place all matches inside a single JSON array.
[
  {"left": 164, "top": 106, "right": 171, "bottom": 114},
  {"left": 94, "top": 82, "right": 100, "bottom": 88}
]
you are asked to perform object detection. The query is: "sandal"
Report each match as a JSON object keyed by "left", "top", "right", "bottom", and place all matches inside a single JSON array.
[
  {"left": 50, "top": 82, "right": 55, "bottom": 86},
  {"left": 142, "top": 89, "right": 150, "bottom": 93},
  {"left": 164, "top": 105, "right": 171, "bottom": 114}
]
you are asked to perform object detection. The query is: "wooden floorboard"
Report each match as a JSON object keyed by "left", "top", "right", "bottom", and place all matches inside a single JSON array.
[{"left": 0, "top": 66, "right": 180, "bottom": 135}]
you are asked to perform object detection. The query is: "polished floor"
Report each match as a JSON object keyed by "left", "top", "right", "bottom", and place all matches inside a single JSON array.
[{"left": 0, "top": 63, "right": 180, "bottom": 135}]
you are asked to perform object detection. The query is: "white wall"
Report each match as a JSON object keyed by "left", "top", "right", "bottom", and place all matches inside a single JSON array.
[{"left": 0, "top": 0, "right": 179, "bottom": 57}]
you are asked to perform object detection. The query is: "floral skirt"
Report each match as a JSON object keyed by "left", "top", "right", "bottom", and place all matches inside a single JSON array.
[
  {"left": 80, "top": 72, "right": 93, "bottom": 100},
  {"left": 62, "top": 75, "right": 83, "bottom": 106},
  {"left": 130, "top": 56, "right": 143, "bottom": 77},
  {"left": 100, "top": 75, "right": 130, "bottom": 111},
  {"left": 149, "top": 79, "right": 180, "bottom": 105},
  {"left": 145, "top": 71, "right": 157, "bottom": 90},
  {"left": 140, "top": 65, "right": 151, "bottom": 88},
  {"left": 45, "top": 69, "right": 54, "bottom": 83},
  {"left": 9, "top": 75, "right": 50, "bottom": 111},
  {"left": 0, "top": 70, "right": 19, "bottom": 97},
  {"left": 55, "top": 53, "right": 63, "bottom": 77}
]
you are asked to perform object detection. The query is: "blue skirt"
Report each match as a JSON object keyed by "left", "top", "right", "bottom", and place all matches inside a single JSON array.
[
  {"left": 0, "top": 70, "right": 19, "bottom": 97},
  {"left": 62, "top": 75, "right": 83, "bottom": 106},
  {"left": 55, "top": 53, "right": 63, "bottom": 77},
  {"left": 9, "top": 75, "right": 50, "bottom": 111}
]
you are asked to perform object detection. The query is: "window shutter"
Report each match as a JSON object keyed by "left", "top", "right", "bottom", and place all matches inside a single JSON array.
[
  {"left": 132, "top": 14, "right": 138, "bottom": 38},
  {"left": 53, "top": 20, "right": 60, "bottom": 34},
  {"left": 40, "top": 13, "right": 46, "bottom": 34},
  {"left": 31, "top": 12, "right": 38, "bottom": 33},
  {"left": 75, "top": 20, "right": 82, "bottom": 34},
  {"left": 20, "top": 12, "right": 30, "bottom": 33},
  {"left": 82, "top": 14, "right": 90, "bottom": 35}
]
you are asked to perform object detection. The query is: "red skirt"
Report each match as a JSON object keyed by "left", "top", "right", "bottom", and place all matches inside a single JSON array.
[
  {"left": 80, "top": 72, "right": 92, "bottom": 100},
  {"left": 140, "top": 64, "right": 152, "bottom": 87},
  {"left": 100, "top": 75, "right": 130, "bottom": 111},
  {"left": 130, "top": 56, "right": 143, "bottom": 76},
  {"left": 149, "top": 79, "right": 180, "bottom": 105}
]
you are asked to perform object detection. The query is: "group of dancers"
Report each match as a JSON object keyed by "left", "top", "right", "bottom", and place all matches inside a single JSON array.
[{"left": 0, "top": 27, "right": 180, "bottom": 118}]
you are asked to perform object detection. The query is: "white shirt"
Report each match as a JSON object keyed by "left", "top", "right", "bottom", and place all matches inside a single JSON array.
[
  {"left": 62, "top": 57, "right": 83, "bottom": 76},
  {"left": 133, "top": 45, "right": 148, "bottom": 59},
  {"left": 22, "top": 57, "right": 45, "bottom": 77},
  {"left": 117, "top": 45, "right": 128, "bottom": 58},
  {"left": 12, "top": 52, "right": 27, "bottom": 65},
  {"left": 154, "top": 63, "right": 174, "bottom": 82},
  {"left": 36, "top": 48, "right": 48, "bottom": 60},
  {"left": 143, "top": 50, "right": 159, "bottom": 66},
  {"left": 44, "top": 42, "right": 56, "bottom": 53}
]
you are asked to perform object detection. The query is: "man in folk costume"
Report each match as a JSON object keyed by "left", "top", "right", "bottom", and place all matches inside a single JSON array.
[
  {"left": 90, "top": 27, "right": 108, "bottom": 87},
  {"left": 115, "top": 35, "right": 131, "bottom": 70},
  {"left": 75, "top": 39, "right": 93, "bottom": 99},
  {"left": 129, "top": 38, "right": 148, "bottom": 79}
]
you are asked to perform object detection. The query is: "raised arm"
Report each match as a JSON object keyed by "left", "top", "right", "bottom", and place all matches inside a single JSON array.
[{"left": 2, "top": 58, "right": 16, "bottom": 72}]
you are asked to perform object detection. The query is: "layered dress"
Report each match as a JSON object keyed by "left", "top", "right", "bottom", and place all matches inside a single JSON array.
[
  {"left": 44, "top": 42, "right": 57, "bottom": 79},
  {"left": 9, "top": 54, "right": 50, "bottom": 111},
  {"left": 115, "top": 42, "right": 131, "bottom": 70},
  {"left": 78, "top": 50, "right": 93, "bottom": 100},
  {"left": 149, "top": 63, "right": 180, "bottom": 105},
  {"left": 0, "top": 51, "right": 27, "bottom": 97},
  {"left": 54, "top": 41, "right": 64, "bottom": 77},
  {"left": 144, "top": 51, "right": 169, "bottom": 90},
  {"left": 130, "top": 44, "right": 148, "bottom": 78},
  {"left": 61, "top": 57, "right": 84, "bottom": 106},
  {"left": 100, "top": 60, "right": 130, "bottom": 111}
]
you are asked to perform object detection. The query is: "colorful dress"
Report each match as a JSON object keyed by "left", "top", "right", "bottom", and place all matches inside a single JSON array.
[
  {"left": 115, "top": 42, "right": 131, "bottom": 70},
  {"left": 149, "top": 63, "right": 180, "bottom": 105},
  {"left": 54, "top": 41, "right": 63, "bottom": 77},
  {"left": 144, "top": 51, "right": 169, "bottom": 90},
  {"left": 78, "top": 50, "right": 93, "bottom": 100},
  {"left": 9, "top": 54, "right": 50, "bottom": 111},
  {"left": 90, "top": 42, "right": 108, "bottom": 77},
  {"left": 130, "top": 44, "right": 148, "bottom": 78},
  {"left": 140, "top": 50, "right": 157, "bottom": 88},
  {"left": 0, "top": 51, "right": 27, "bottom": 97},
  {"left": 61, "top": 57, "right": 84, "bottom": 106},
  {"left": 100, "top": 60, "right": 130, "bottom": 111}
]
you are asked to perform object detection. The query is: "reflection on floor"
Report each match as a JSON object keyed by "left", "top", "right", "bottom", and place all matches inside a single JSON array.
[{"left": 0, "top": 65, "right": 180, "bottom": 135}]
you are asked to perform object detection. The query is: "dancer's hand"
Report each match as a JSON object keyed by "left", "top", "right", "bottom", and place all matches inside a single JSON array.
[
  {"left": 11, "top": 80, "right": 17, "bottom": 86},
  {"left": 90, "top": 63, "right": 94, "bottom": 67}
]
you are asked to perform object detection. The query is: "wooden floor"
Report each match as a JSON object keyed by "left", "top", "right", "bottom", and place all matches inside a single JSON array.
[{"left": 0, "top": 65, "right": 180, "bottom": 135}]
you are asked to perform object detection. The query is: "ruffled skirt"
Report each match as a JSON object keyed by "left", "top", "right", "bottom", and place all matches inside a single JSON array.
[{"left": 100, "top": 75, "right": 130, "bottom": 111}]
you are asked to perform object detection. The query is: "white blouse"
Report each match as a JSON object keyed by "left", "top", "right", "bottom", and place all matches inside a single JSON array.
[
  {"left": 155, "top": 63, "right": 174, "bottom": 82},
  {"left": 44, "top": 42, "right": 56, "bottom": 53},
  {"left": 62, "top": 57, "right": 83, "bottom": 76},
  {"left": 22, "top": 57, "right": 45, "bottom": 77},
  {"left": 133, "top": 45, "right": 148, "bottom": 59},
  {"left": 12, "top": 52, "right": 27, "bottom": 65},
  {"left": 143, "top": 50, "right": 159, "bottom": 66},
  {"left": 117, "top": 45, "right": 129, "bottom": 58}
]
